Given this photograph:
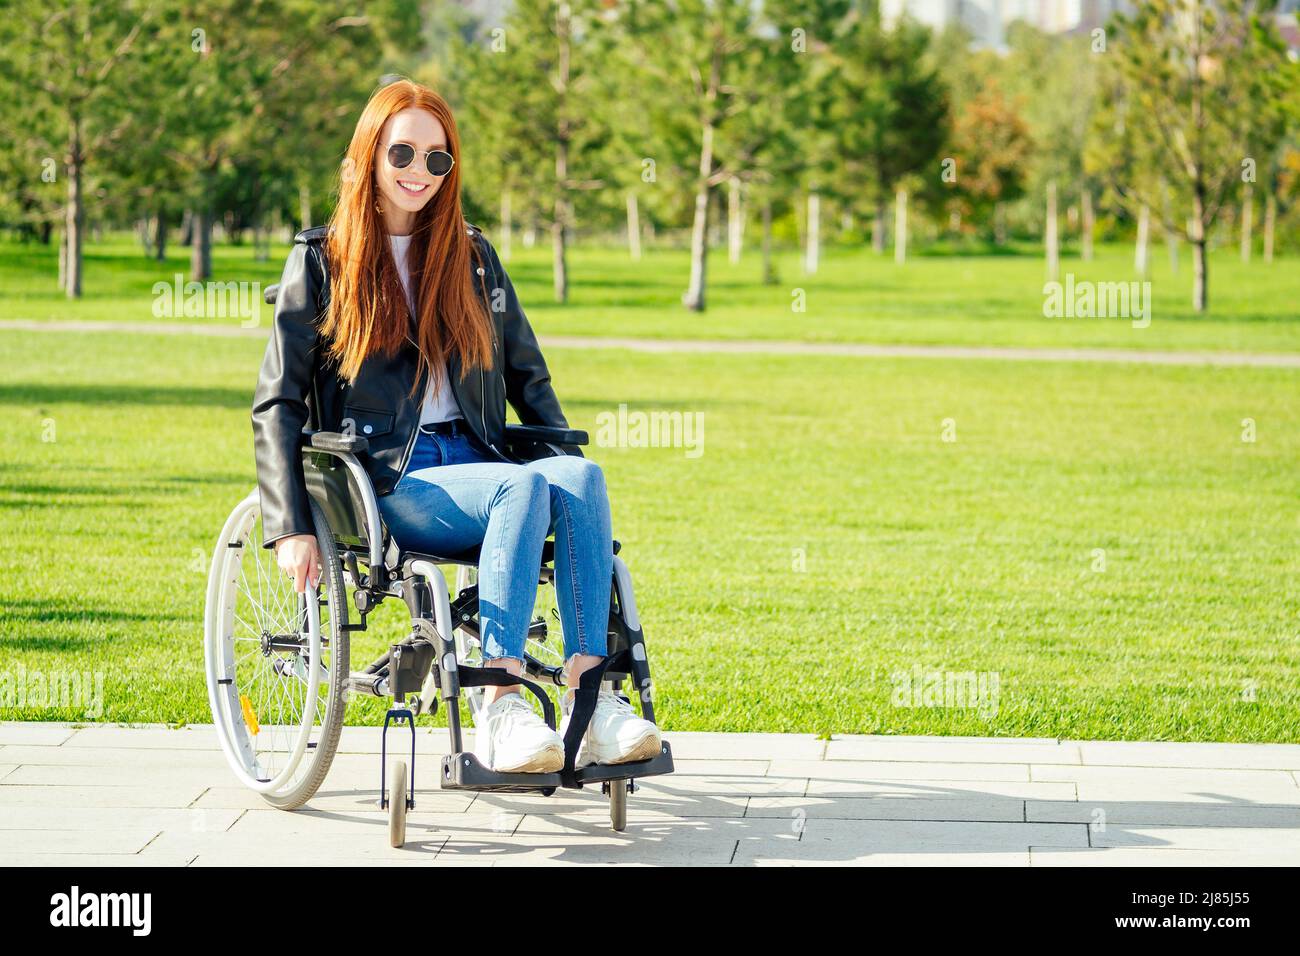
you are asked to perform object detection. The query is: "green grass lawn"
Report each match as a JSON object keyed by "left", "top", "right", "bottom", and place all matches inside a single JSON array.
[
  {"left": 3, "top": 234, "right": 1298, "bottom": 353},
  {"left": 1, "top": 319, "right": 1297, "bottom": 739}
]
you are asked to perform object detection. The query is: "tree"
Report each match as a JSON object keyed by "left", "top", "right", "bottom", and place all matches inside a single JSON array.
[
  {"left": 940, "top": 78, "right": 1032, "bottom": 238},
  {"left": 0, "top": 0, "right": 156, "bottom": 297},
  {"left": 819, "top": 8, "right": 948, "bottom": 257},
  {"left": 456, "top": 0, "right": 610, "bottom": 303},
  {"left": 1002, "top": 24, "right": 1100, "bottom": 256},
  {"left": 163, "top": 0, "right": 384, "bottom": 281},
  {"left": 621, "top": 0, "right": 774, "bottom": 312},
  {"left": 1088, "top": 0, "right": 1297, "bottom": 311}
]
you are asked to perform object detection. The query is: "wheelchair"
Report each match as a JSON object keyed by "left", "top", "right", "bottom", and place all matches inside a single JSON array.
[{"left": 202, "top": 293, "right": 672, "bottom": 846}]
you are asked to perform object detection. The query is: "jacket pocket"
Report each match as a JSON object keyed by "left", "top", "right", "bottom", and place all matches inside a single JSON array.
[{"left": 341, "top": 404, "right": 395, "bottom": 438}]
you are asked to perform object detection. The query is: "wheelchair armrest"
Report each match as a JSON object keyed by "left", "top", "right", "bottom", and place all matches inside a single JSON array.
[
  {"left": 264, "top": 283, "right": 279, "bottom": 305},
  {"left": 504, "top": 423, "right": 589, "bottom": 447},
  {"left": 302, "top": 429, "right": 369, "bottom": 454}
]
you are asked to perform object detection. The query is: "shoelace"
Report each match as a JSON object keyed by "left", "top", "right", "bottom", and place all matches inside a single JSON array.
[
  {"left": 593, "top": 689, "right": 634, "bottom": 720},
  {"left": 562, "top": 689, "right": 632, "bottom": 724},
  {"left": 491, "top": 695, "right": 543, "bottom": 735}
]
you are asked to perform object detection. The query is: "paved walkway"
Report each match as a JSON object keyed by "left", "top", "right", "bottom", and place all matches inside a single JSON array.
[
  {"left": 2, "top": 722, "right": 1298, "bottom": 866},
  {"left": 3, "top": 319, "right": 1299, "bottom": 367}
]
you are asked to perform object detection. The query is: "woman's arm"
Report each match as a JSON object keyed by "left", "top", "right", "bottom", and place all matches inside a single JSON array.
[{"left": 251, "top": 239, "right": 324, "bottom": 551}]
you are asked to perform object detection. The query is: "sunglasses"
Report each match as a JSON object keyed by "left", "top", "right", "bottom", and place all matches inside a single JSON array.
[{"left": 386, "top": 142, "right": 455, "bottom": 177}]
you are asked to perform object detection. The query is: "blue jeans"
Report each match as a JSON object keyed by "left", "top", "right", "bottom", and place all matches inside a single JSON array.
[{"left": 377, "top": 422, "right": 612, "bottom": 663}]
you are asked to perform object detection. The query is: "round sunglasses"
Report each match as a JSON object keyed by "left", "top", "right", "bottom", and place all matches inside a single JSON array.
[{"left": 386, "top": 142, "right": 455, "bottom": 177}]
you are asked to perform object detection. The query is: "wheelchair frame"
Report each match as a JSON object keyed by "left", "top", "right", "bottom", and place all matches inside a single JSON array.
[{"left": 207, "top": 424, "right": 673, "bottom": 843}]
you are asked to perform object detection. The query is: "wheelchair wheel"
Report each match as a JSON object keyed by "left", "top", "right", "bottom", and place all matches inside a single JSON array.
[
  {"left": 453, "top": 565, "right": 565, "bottom": 728},
  {"left": 608, "top": 778, "right": 628, "bottom": 832},
  {"left": 204, "top": 491, "right": 350, "bottom": 809},
  {"left": 388, "top": 760, "right": 407, "bottom": 848}
]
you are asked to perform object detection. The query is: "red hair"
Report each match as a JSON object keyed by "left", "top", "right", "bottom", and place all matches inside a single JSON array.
[{"left": 322, "top": 80, "right": 493, "bottom": 394}]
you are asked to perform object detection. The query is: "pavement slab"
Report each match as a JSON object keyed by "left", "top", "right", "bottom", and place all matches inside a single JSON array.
[{"left": 2, "top": 722, "right": 1298, "bottom": 866}]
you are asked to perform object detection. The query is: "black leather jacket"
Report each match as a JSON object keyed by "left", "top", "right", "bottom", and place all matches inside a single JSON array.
[{"left": 251, "top": 222, "right": 578, "bottom": 548}]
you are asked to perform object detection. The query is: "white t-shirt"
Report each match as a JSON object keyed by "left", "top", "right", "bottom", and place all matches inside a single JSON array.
[{"left": 389, "top": 234, "right": 463, "bottom": 425}]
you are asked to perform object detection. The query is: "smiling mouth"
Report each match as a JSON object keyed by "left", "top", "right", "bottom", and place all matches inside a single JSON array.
[{"left": 397, "top": 180, "right": 430, "bottom": 196}]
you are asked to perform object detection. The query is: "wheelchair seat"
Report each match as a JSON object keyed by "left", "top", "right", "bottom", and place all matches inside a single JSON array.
[{"left": 393, "top": 538, "right": 621, "bottom": 572}]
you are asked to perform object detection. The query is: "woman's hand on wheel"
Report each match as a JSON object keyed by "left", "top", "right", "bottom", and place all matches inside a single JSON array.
[{"left": 275, "top": 534, "right": 322, "bottom": 593}]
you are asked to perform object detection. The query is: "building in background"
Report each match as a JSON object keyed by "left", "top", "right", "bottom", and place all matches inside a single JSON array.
[
  {"left": 1277, "top": 0, "right": 1300, "bottom": 57},
  {"left": 880, "top": 0, "right": 1133, "bottom": 48},
  {"left": 879, "top": 0, "right": 1300, "bottom": 53}
]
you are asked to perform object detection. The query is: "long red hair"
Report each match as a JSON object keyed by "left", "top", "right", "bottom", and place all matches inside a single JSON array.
[{"left": 322, "top": 80, "right": 493, "bottom": 395}]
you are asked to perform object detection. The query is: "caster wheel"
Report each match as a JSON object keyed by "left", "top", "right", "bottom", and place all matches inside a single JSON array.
[
  {"left": 389, "top": 760, "right": 408, "bottom": 848},
  {"left": 609, "top": 777, "right": 627, "bottom": 832}
]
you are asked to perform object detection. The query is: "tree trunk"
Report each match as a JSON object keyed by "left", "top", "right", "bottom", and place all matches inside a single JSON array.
[
  {"left": 728, "top": 176, "right": 742, "bottom": 264},
  {"left": 1263, "top": 192, "right": 1276, "bottom": 263},
  {"left": 189, "top": 172, "right": 211, "bottom": 283},
  {"left": 804, "top": 190, "right": 820, "bottom": 275},
  {"left": 553, "top": 3, "right": 571, "bottom": 304},
  {"left": 682, "top": 122, "right": 713, "bottom": 312},
  {"left": 626, "top": 192, "right": 641, "bottom": 262},
  {"left": 1134, "top": 204, "right": 1149, "bottom": 277},
  {"left": 894, "top": 187, "right": 907, "bottom": 265},
  {"left": 551, "top": 214, "right": 567, "bottom": 303},
  {"left": 553, "top": 142, "right": 569, "bottom": 304},
  {"left": 1081, "top": 188, "right": 1094, "bottom": 261},
  {"left": 993, "top": 202, "right": 1007, "bottom": 246},
  {"left": 1240, "top": 184, "right": 1252, "bottom": 263},
  {"left": 190, "top": 209, "right": 212, "bottom": 280},
  {"left": 761, "top": 200, "right": 776, "bottom": 285},
  {"left": 499, "top": 192, "right": 512, "bottom": 262},
  {"left": 871, "top": 196, "right": 886, "bottom": 253},
  {"left": 57, "top": 228, "right": 67, "bottom": 291},
  {"left": 64, "top": 116, "right": 84, "bottom": 299},
  {"left": 1191, "top": 191, "right": 1208, "bottom": 312},
  {"left": 154, "top": 207, "right": 167, "bottom": 262},
  {"left": 1045, "top": 181, "right": 1059, "bottom": 282},
  {"left": 1161, "top": 183, "right": 1177, "bottom": 275}
]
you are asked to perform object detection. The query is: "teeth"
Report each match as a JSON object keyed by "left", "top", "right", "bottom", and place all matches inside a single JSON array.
[{"left": 398, "top": 181, "right": 428, "bottom": 193}]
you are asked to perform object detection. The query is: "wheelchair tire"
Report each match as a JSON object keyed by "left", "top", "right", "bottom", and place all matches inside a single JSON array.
[
  {"left": 608, "top": 778, "right": 627, "bottom": 832},
  {"left": 388, "top": 759, "right": 407, "bottom": 848},
  {"left": 204, "top": 491, "right": 350, "bottom": 810}
]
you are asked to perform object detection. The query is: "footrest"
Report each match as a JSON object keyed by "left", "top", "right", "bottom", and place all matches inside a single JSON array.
[
  {"left": 440, "top": 752, "right": 560, "bottom": 794},
  {"left": 573, "top": 740, "right": 674, "bottom": 787}
]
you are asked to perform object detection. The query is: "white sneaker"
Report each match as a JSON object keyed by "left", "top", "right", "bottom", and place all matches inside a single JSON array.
[
  {"left": 561, "top": 690, "right": 662, "bottom": 767},
  {"left": 473, "top": 694, "right": 564, "bottom": 773}
]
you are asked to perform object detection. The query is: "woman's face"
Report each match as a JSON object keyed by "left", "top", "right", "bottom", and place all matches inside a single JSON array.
[{"left": 374, "top": 107, "right": 449, "bottom": 223}]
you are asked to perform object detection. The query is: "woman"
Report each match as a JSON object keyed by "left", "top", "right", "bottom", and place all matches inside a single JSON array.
[{"left": 251, "top": 80, "right": 660, "bottom": 774}]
